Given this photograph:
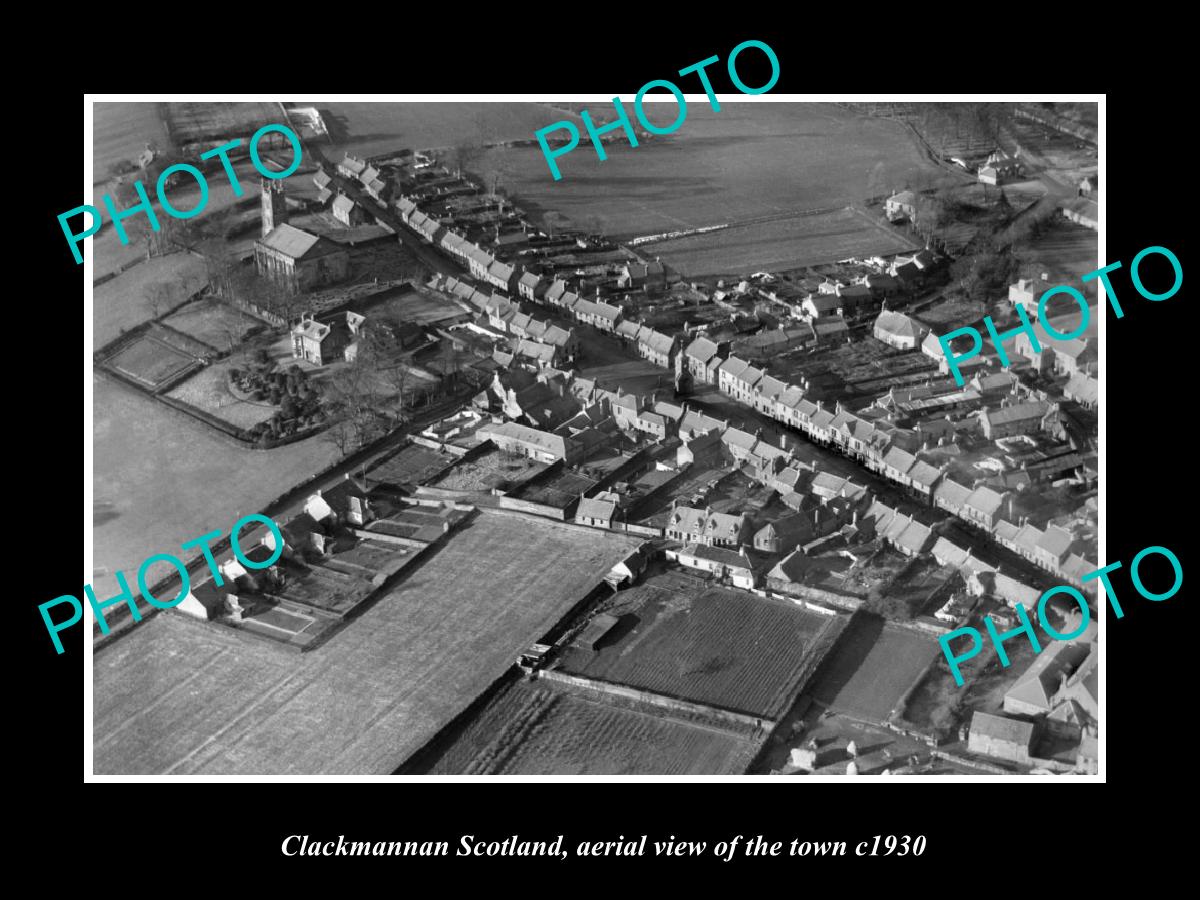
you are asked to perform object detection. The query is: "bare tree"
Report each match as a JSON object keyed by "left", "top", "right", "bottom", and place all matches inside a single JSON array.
[{"left": 144, "top": 280, "right": 174, "bottom": 320}]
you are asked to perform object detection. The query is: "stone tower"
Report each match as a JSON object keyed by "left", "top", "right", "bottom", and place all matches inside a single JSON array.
[{"left": 261, "top": 178, "right": 287, "bottom": 238}]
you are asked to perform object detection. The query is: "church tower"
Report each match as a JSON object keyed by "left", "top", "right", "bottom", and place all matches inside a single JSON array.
[{"left": 261, "top": 178, "right": 287, "bottom": 237}]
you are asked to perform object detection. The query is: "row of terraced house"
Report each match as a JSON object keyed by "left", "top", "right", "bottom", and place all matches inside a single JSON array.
[{"left": 388, "top": 184, "right": 1096, "bottom": 600}]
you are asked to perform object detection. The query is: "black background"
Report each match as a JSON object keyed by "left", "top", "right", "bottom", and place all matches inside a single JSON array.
[{"left": 18, "top": 22, "right": 1190, "bottom": 884}]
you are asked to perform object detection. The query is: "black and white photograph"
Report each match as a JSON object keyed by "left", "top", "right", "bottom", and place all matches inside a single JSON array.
[{"left": 78, "top": 95, "right": 1110, "bottom": 779}]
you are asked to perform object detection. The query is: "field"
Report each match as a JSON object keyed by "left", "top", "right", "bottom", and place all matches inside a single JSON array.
[
  {"left": 474, "top": 102, "right": 943, "bottom": 239},
  {"left": 807, "top": 615, "right": 938, "bottom": 723},
  {"left": 107, "top": 332, "right": 199, "bottom": 390},
  {"left": 160, "top": 297, "right": 263, "bottom": 351},
  {"left": 164, "top": 101, "right": 286, "bottom": 147},
  {"left": 93, "top": 510, "right": 643, "bottom": 774},
  {"left": 93, "top": 252, "right": 211, "bottom": 346},
  {"left": 93, "top": 102, "right": 171, "bottom": 181},
  {"left": 422, "top": 679, "right": 759, "bottom": 775},
  {"left": 92, "top": 375, "right": 341, "bottom": 598},
  {"left": 301, "top": 100, "right": 574, "bottom": 160},
  {"left": 559, "top": 572, "right": 840, "bottom": 719},
  {"left": 166, "top": 359, "right": 276, "bottom": 430},
  {"left": 647, "top": 208, "right": 920, "bottom": 278}
]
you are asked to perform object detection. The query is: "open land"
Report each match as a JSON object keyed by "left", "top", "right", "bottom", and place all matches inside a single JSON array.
[
  {"left": 473, "top": 103, "right": 943, "bottom": 241},
  {"left": 558, "top": 572, "right": 840, "bottom": 719},
  {"left": 806, "top": 615, "right": 938, "bottom": 723},
  {"left": 423, "top": 679, "right": 759, "bottom": 775},
  {"left": 93, "top": 511, "right": 642, "bottom": 774},
  {"left": 299, "top": 100, "right": 575, "bottom": 161},
  {"left": 165, "top": 360, "right": 276, "bottom": 430},
  {"left": 646, "top": 208, "right": 921, "bottom": 278},
  {"left": 160, "top": 297, "right": 263, "bottom": 350},
  {"left": 92, "top": 376, "right": 340, "bottom": 597}
]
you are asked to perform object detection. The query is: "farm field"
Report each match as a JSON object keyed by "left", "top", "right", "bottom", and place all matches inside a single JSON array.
[
  {"left": 559, "top": 572, "right": 841, "bottom": 719},
  {"left": 807, "top": 615, "right": 938, "bottom": 723},
  {"left": 92, "top": 375, "right": 340, "bottom": 599},
  {"left": 93, "top": 510, "right": 642, "bottom": 774},
  {"left": 166, "top": 360, "right": 276, "bottom": 430},
  {"left": 368, "top": 288, "right": 468, "bottom": 327},
  {"left": 161, "top": 297, "right": 263, "bottom": 351},
  {"left": 648, "top": 208, "right": 921, "bottom": 278},
  {"left": 473, "top": 103, "right": 943, "bottom": 239},
  {"left": 423, "top": 679, "right": 759, "bottom": 775},
  {"left": 93, "top": 102, "right": 170, "bottom": 181},
  {"left": 298, "top": 101, "right": 575, "bottom": 161}
]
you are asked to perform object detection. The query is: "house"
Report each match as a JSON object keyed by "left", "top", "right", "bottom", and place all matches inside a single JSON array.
[
  {"left": 683, "top": 336, "right": 728, "bottom": 383},
  {"left": 753, "top": 514, "right": 817, "bottom": 554},
  {"left": 1003, "top": 641, "right": 1091, "bottom": 717},
  {"left": 1064, "top": 371, "right": 1098, "bottom": 408},
  {"left": 337, "top": 154, "right": 367, "bottom": 179},
  {"left": 885, "top": 190, "right": 917, "bottom": 222},
  {"left": 291, "top": 312, "right": 359, "bottom": 366},
  {"left": 800, "top": 293, "right": 841, "bottom": 319},
  {"left": 619, "top": 259, "right": 667, "bottom": 290},
  {"left": 1035, "top": 523, "right": 1075, "bottom": 571},
  {"left": 517, "top": 271, "right": 544, "bottom": 301},
  {"left": 962, "top": 485, "right": 1008, "bottom": 531},
  {"left": 677, "top": 430, "right": 724, "bottom": 468},
  {"left": 835, "top": 282, "right": 874, "bottom": 317},
  {"left": 978, "top": 401, "right": 1052, "bottom": 440},
  {"left": 811, "top": 315, "right": 849, "bottom": 343},
  {"left": 977, "top": 152, "right": 1025, "bottom": 185},
  {"left": 1008, "top": 278, "right": 1040, "bottom": 315},
  {"left": 636, "top": 328, "right": 679, "bottom": 369},
  {"left": 933, "top": 478, "right": 972, "bottom": 516},
  {"left": 967, "top": 711, "right": 1036, "bottom": 763},
  {"left": 331, "top": 193, "right": 367, "bottom": 227},
  {"left": 665, "top": 505, "right": 751, "bottom": 548},
  {"left": 476, "top": 421, "right": 579, "bottom": 464},
  {"left": 575, "top": 495, "right": 619, "bottom": 529},
  {"left": 873, "top": 310, "right": 926, "bottom": 350},
  {"left": 255, "top": 223, "right": 350, "bottom": 292},
  {"left": 669, "top": 543, "right": 760, "bottom": 589},
  {"left": 485, "top": 259, "right": 518, "bottom": 294}
]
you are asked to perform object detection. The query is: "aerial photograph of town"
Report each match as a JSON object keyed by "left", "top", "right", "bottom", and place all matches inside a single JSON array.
[{"left": 88, "top": 98, "right": 1099, "bottom": 777}]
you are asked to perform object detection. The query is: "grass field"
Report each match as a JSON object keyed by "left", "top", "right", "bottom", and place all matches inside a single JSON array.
[
  {"left": 92, "top": 375, "right": 340, "bottom": 598},
  {"left": 161, "top": 297, "right": 262, "bottom": 351},
  {"left": 302, "top": 101, "right": 573, "bottom": 160},
  {"left": 93, "top": 511, "right": 642, "bottom": 774},
  {"left": 93, "top": 253, "right": 212, "bottom": 348},
  {"left": 649, "top": 208, "right": 921, "bottom": 277},
  {"left": 559, "top": 572, "right": 839, "bottom": 719},
  {"left": 93, "top": 102, "right": 171, "bottom": 181},
  {"left": 424, "top": 680, "right": 759, "bottom": 775},
  {"left": 807, "top": 615, "right": 938, "bottom": 723},
  {"left": 474, "top": 102, "right": 943, "bottom": 239},
  {"left": 370, "top": 289, "right": 468, "bottom": 327}
]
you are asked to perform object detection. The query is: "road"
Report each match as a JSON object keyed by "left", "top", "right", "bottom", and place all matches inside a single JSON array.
[{"left": 303, "top": 159, "right": 1064, "bottom": 592}]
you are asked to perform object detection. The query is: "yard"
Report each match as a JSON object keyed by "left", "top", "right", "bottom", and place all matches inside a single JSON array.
[
  {"left": 160, "top": 296, "right": 264, "bottom": 352},
  {"left": 559, "top": 571, "right": 842, "bottom": 720},
  {"left": 93, "top": 510, "right": 643, "bottom": 774},
  {"left": 806, "top": 615, "right": 939, "bottom": 724},
  {"left": 421, "top": 679, "right": 760, "bottom": 775},
  {"left": 166, "top": 359, "right": 277, "bottom": 430},
  {"left": 431, "top": 447, "right": 550, "bottom": 492}
]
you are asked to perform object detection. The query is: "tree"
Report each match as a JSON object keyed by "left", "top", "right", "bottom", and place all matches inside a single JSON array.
[{"left": 144, "top": 280, "right": 174, "bottom": 320}]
